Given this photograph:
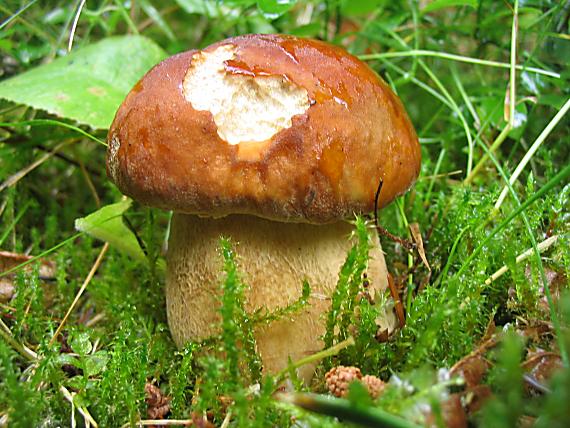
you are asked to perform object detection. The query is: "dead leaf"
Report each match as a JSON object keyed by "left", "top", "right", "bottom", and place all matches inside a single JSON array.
[
  {"left": 522, "top": 351, "right": 562, "bottom": 391},
  {"left": 532, "top": 266, "right": 566, "bottom": 315},
  {"left": 0, "top": 251, "right": 56, "bottom": 303},
  {"left": 451, "top": 356, "right": 491, "bottom": 388},
  {"left": 518, "top": 320, "right": 553, "bottom": 345},
  {"left": 0, "top": 277, "right": 15, "bottom": 303},
  {"left": 0, "top": 250, "right": 56, "bottom": 278},
  {"left": 463, "top": 384, "right": 493, "bottom": 414},
  {"left": 518, "top": 415, "right": 536, "bottom": 428},
  {"left": 442, "top": 394, "right": 468, "bottom": 428},
  {"left": 409, "top": 223, "right": 430, "bottom": 271},
  {"left": 191, "top": 412, "right": 215, "bottom": 428},
  {"left": 424, "top": 394, "right": 467, "bottom": 428}
]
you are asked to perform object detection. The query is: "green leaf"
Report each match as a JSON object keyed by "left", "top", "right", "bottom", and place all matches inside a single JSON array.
[
  {"left": 284, "top": 392, "right": 421, "bottom": 428},
  {"left": 57, "top": 353, "right": 79, "bottom": 367},
  {"left": 0, "top": 36, "right": 166, "bottom": 130},
  {"left": 421, "top": 0, "right": 478, "bottom": 14},
  {"left": 341, "top": 0, "right": 386, "bottom": 16},
  {"left": 139, "top": 0, "right": 176, "bottom": 40},
  {"left": 74, "top": 199, "right": 147, "bottom": 263},
  {"left": 85, "top": 352, "right": 109, "bottom": 377},
  {"left": 257, "top": 0, "right": 297, "bottom": 19},
  {"left": 477, "top": 96, "right": 528, "bottom": 140},
  {"left": 347, "top": 381, "right": 374, "bottom": 407},
  {"left": 66, "top": 376, "right": 87, "bottom": 391},
  {"left": 290, "top": 23, "right": 322, "bottom": 37},
  {"left": 174, "top": 0, "right": 248, "bottom": 16},
  {"left": 174, "top": 0, "right": 214, "bottom": 14},
  {"left": 69, "top": 332, "right": 92, "bottom": 355}
]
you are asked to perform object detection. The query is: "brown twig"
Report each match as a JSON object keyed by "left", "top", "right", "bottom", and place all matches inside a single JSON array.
[
  {"left": 373, "top": 179, "right": 416, "bottom": 251},
  {"left": 387, "top": 273, "right": 405, "bottom": 328}
]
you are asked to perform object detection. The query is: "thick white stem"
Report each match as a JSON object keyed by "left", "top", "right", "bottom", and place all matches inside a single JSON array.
[{"left": 166, "top": 213, "right": 389, "bottom": 380}]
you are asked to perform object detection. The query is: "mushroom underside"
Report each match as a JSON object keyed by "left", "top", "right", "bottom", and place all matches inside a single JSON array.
[{"left": 166, "top": 213, "right": 391, "bottom": 381}]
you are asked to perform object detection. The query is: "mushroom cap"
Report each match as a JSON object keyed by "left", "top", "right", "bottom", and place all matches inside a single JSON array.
[{"left": 106, "top": 34, "right": 420, "bottom": 223}]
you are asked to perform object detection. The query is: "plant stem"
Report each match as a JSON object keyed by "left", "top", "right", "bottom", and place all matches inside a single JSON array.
[
  {"left": 359, "top": 50, "right": 559, "bottom": 79},
  {"left": 275, "top": 337, "right": 355, "bottom": 383}
]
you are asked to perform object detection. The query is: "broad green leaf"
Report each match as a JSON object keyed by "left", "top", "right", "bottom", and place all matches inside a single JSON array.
[
  {"left": 139, "top": 0, "right": 176, "bottom": 41},
  {"left": 290, "top": 23, "right": 322, "bottom": 38},
  {"left": 66, "top": 376, "right": 87, "bottom": 391},
  {"left": 85, "top": 352, "right": 109, "bottom": 377},
  {"left": 0, "top": 36, "right": 166, "bottom": 130},
  {"left": 174, "top": 0, "right": 215, "bottom": 14},
  {"left": 174, "top": 0, "right": 243, "bottom": 17},
  {"left": 57, "top": 353, "right": 79, "bottom": 367},
  {"left": 421, "top": 0, "right": 478, "bottom": 14},
  {"left": 227, "top": 0, "right": 257, "bottom": 6},
  {"left": 257, "top": 0, "right": 297, "bottom": 19},
  {"left": 477, "top": 96, "right": 528, "bottom": 140},
  {"left": 75, "top": 199, "right": 147, "bottom": 263},
  {"left": 70, "top": 332, "right": 92, "bottom": 355},
  {"left": 341, "top": 0, "right": 386, "bottom": 16}
]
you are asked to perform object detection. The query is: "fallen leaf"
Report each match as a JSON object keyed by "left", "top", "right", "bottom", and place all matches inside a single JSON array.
[
  {"left": 0, "top": 278, "right": 14, "bottom": 303},
  {"left": 522, "top": 350, "right": 562, "bottom": 392},
  {"left": 463, "top": 384, "right": 493, "bottom": 414},
  {"left": 191, "top": 412, "right": 215, "bottom": 428},
  {"left": 425, "top": 393, "right": 468, "bottom": 428},
  {"left": 518, "top": 320, "right": 553, "bottom": 345},
  {"left": 0, "top": 250, "right": 56, "bottom": 278},
  {"left": 532, "top": 266, "right": 566, "bottom": 315},
  {"left": 0, "top": 250, "right": 56, "bottom": 303},
  {"left": 451, "top": 356, "right": 491, "bottom": 388},
  {"left": 410, "top": 223, "right": 430, "bottom": 271}
]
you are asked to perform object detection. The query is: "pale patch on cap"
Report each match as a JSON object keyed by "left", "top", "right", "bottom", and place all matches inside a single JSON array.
[{"left": 182, "top": 44, "right": 310, "bottom": 146}]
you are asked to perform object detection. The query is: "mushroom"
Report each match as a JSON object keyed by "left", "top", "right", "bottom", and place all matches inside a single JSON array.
[{"left": 106, "top": 34, "right": 420, "bottom": 380}]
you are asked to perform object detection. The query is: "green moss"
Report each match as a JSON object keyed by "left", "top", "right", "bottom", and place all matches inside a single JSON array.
[{"left": 0, "top": 1, "right": 568, "bottom": 426}]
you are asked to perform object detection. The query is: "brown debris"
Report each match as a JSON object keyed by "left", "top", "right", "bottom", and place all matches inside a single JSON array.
[
  {"left": 145, "top": 383, "right": 171, "bottom": 420},
  {"left": 442, "top": 394, "right": 468, "bottom": 428},
  {"left": 534, "top": 266, "right": 566, "bottom": 315},
  {"left": 409, "top": 222, "right": 430, "bottom": 271},
  {"left": 425, "top": 393, "right": 468, "bottom": 428},
  {"left": 451, "top": 356, "right": 491, "bottom": 388},
  {"left": 375, "top": 328, "right": 391, "bottom": 343},
  {"left": 518, "top": 321, "right": 553, "bottom": 345},
  {"left": 325, "top": 366, "right": 386, "bottom": 399},
  {"left": 0, "top": 250, "right": 56, "bottom": 278},
  {"left": 0, "top": 251, "right": 56, "bottom": 303},
  {"left": 387, "top": 273, "right": 405, "bottom": 328},
  {"left": 361, "top": 375, "right": 386, "bottom": 399},
  {"left": 325, "top": 366, "right": 362, "bottom": 398},
  {"left": 191, "top": 412, "right": 215, "bottom": 428},
  {"left": 0, "top": 277, "right": 14, "bottom": 303},
  {"left": 448, "top": 324, "right": 498, "bottom": 417},
  {"left": 463, "top": 384, "right": 493, "bottom": 414},
  {"left": 522, "top": 350, "right": 563, "bottom": 393}
]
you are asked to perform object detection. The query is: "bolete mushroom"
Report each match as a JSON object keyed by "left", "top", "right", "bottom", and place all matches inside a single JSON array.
[{"left": 106, "top": 34, "right": 420, "bottom": 380}]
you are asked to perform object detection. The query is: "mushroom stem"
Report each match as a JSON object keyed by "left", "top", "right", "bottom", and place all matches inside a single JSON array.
[{"left": 166, "top": 213, "right": 389, "bottom": 381}]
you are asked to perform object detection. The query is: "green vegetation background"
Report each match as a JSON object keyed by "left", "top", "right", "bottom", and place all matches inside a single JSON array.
[{"left": 0, "top": 0, "right": 568, "bottom": 427}]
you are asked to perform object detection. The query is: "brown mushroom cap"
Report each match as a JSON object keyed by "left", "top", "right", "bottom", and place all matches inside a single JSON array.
[{"left": 106, "top": 34, "right": 420, "bottom": 223}]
